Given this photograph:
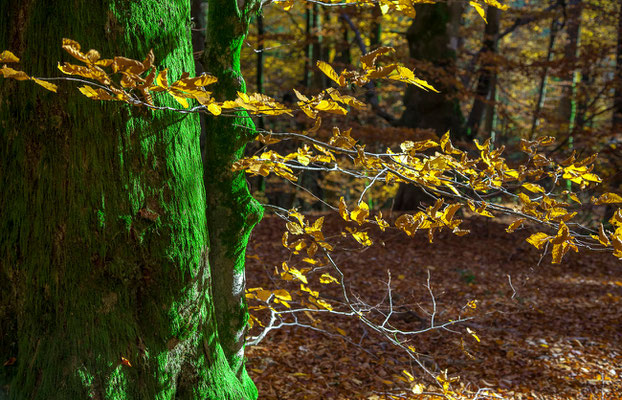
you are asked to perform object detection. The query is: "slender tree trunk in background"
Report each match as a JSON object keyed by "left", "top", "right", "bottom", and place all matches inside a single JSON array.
[
  {"left": 483, "top": 73, "right": 499, "bottom": 141},
  {"left": 303, "top": 4, "right": 312, "bottom": 89},
  {"left": 256, "top": 12, "right": 265, "bottom": 130},
  {"left": 202, "top": 1, "right": 262, "bottom": 398},
  {"left": 312, "top": 4, "right": 325, "bottom": 89},
  {"left": 465, "top": 6, "right": 500, "bottom": 139},
  {"left": 530, "top": 15, "right": 560, "bottom": 139},
  {"left": 612, "top": 0, "right": 622, "bottom": 129},
  {"left": 370, "top": 4, "right": 382, "bottom": 50},
  {"left": 0, "top": 0, "right": 253, "bottom": 399},
  {"left": 556, "top": 0, "right": 582, "bottom": 147},
  {"left": 399, "top": 1, "right": 465, "bottom": 138}
]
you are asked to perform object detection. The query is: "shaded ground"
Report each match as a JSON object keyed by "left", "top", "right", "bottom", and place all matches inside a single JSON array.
[{"left": 245, "top": 213, "right": 622, "bottom": 399}]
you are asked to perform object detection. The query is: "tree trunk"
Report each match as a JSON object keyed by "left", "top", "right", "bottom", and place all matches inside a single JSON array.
[
  {"left": 399, "top": 1, "right": 465, "bottom": 137},
  {"left": 465, "top": 6, "right": 501, "bottom": 139},
  {"left": 0, "top": 1, "right": 255, "bottom": 399},
  {"left": 201, "top": 1, "right": 262, "bottom": 398},
  {"left": 612, "top": 0, "right": 622, "bottom": 129},
  {"left": 530, "top": 15, "right": 560, "bottom": 139},
  {"left": 556, "top": 0, "right": 582, "bottom": 145}
]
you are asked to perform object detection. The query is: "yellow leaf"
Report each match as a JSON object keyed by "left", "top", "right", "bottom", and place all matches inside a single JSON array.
[
  {"left": 78, "top": 85, "right": 114, "bottom": 101},
  {"left": 289, "top": 267, "right": 308, "bottom": 284},
  {"left": 470, "top": 1, "right": 487, "bottom": 23},
  {"left": 388, "top": 65, "right": 439, "bottom": 92},
  {"left": 336, "top": 327, "right": 347, "bottom": 336},
  {"left": 360, "top": 47, "right": 395, "bottom": 69},
  {"left": 482, "top": 0, "right": 509, "bottom": 10},
  {"left": 402, "top": 370, "right": 415, "bottom": 382},
  {"left": 440, "top": 131, "right": 462, "bottom": 155},
  {"left": 506, "top": 218, "right": 525, "bottom": 233},
  {"left": 169, "top": 91, "right": 189, "bottom": 108},
  {"left": 522, "top": 182, "right": 545, "bottom": 194},
  {"left": 346, "top": 227, "right": 372, "bottom": 246},
  {"left": 350, "top": 202, "right": 370, "bottom": 225},
  {"left": 598, "top": 223, "right": 611, "bottom": 247},
  {"left": 31, "top": 78, "right": 58, "bottom": 92},
  {"left": 592, "top": 192, "right": 622, "bottom": 205},
  {"left": 338, "top": 197, "right": 350, "bottom": 221},
  {"left": 316, "top": 61, "right": 344, "bottom": 87},
  {"left": 0, "top": 50, "right": 19, "bottom": 63},
  {"left": 0, "top": 66, "right": 29, "bottom": 80},
  {"left": 314, "top": 99, "right": 347, "bottom": 115},
  {"left": 272, "top": 289, "right": 292, "bottom": 302},
  {"left": 273, "top": 0, "right": 294, "bottom": 11},
  {"left": 319, "top": 273, "right": 339, "bottom": 284},
  {"left": 207, "top": 102, "right": 222, "bottom": 115},
  {"left": 526, "top": 232, "right": 550, "bottom": 250},
  {"left": 466, "top": 327, "right": 481, "bottom": 342}
]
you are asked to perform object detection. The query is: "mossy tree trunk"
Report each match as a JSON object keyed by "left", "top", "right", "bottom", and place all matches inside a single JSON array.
[
  {"left": 0, "top": 0, "right": 255, "bottom": 399},
  {"left": 201, "top": 1, "right": 262, "bottom": 398}
]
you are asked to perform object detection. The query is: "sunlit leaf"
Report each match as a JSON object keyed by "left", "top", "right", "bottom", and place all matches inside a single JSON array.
[{"left": 0, "top": 50, "right": 19, "bottom": 63}]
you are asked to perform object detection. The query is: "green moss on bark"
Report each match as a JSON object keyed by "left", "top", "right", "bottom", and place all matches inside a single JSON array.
[{"left": 201, "top": 2, "right": 262, "bottom": 398}]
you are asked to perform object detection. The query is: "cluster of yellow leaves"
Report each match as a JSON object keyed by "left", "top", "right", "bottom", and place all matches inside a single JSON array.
[
  {"left": 232, "top": 144, "right": 334, "bottom": 182},
  {"left": 526, "top": 222, "right": 578, "bottom": 264},
  {"left": 0, "top": 50, "right": 58, "bottom": 92},
  {"left": 394, "top": 199, "right": 468, "bottom": 243},
  {"left": 317, "top": 47, "right": 439, "bottom": 93}
]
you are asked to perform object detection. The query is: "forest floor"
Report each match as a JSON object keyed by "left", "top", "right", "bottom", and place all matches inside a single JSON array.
[{"left": 245, "top": 212, "right": 622, "bottom": 400}]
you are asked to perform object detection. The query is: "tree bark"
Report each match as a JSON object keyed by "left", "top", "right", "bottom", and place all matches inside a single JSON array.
[
  {"left": 465, "top": 6, "right": 500, "bottom": 139},
  {"left": 0, "top": 0, "right": 256, "bottom": 399},
  {"left": 201, "top": 1, "right": 262, "bottom": 398},
  {"left": 612, "top": 0, "right": 622, "bottom": 129},
  {"left": 399, "top": 1, "right": 465, "bottom": 137}
]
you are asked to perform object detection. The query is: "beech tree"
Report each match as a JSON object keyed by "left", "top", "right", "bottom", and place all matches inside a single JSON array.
[{"left": 0, "top": 0, "right": 261, "bottom": 398}]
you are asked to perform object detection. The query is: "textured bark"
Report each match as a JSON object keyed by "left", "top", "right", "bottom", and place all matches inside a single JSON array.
[
  {"left": 465, "top": 6, "right": 500, "bottom": 139},
  {"left": 399, "top": 1, "right": 464, "bottom": 137},
  {"left": 556, "top": 0, "right": 582, "bottom": 141},
  {"left": 612, "top": 0, "right": 622, "bottom": 129},
  {"left": 0, "top": 1, "right": 253, "bottom": 399},
  {"left": 201, "top": 1, "right": 262, "bottom": 398},
  {"left": 530, "top": 15, "right": 560, "bottom": 139}
]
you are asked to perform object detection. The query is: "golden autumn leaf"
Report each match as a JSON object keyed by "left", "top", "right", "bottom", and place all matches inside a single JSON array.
[
  {"left": 592, "top": 192, "right": 622, "bottom": 205},
  {"left": 522, "top": 182, "right": 546, "bottom": 194},
  {"left": 526, "top": 232, "right": 550, "bottom": 250},
  {"left": 388, "top": 65, "right": 439, "bottom": 92},
  {"left": 316, "top": 61, "right": 345, "bottom": 87},
  {"left": 78, "top": 85, "right": 114, "bottom": 101},
  {"left": 598, "top": 223, "right": 611, "bottom": 247},
  {"left": 30, "top": 78, "right": 58, "bottom": 92},
  {"left": 346, "top": 227, "right": 372, "bottom": 246},
  {"left": 350, "top": 202, "right": 370, "bottom": 225},
  {"left": 0, "top": 50, "right": 19, "bottom": 63},
  {"left": 121, "top": 357, "right": 132, "bottom": 367},
  {"left": 0, "top": 66, "right": 29, "bottom": 80},
  {"left": 470, "top": 1, "right": 487, "bottom": 23},
  {"left": 272, "top": 289, "right": 292, "bottom": 302},
  {"left": 319, "top": 273, "right": 339, "bottom": 284},
  {"left": 360, "top": 47, "right": 395, "bottom": 69},
  {"left": 482, "top": 0, "right": 509, "bottom": 10},
  {"left": 505, "top": 218, "right": 526, "bottom": 233},
  {"left": 466, "top": 327, "right": 481, "bottom": 342},
  {"left": 440, "top": 131, "right": 462, "bottom": 155}
]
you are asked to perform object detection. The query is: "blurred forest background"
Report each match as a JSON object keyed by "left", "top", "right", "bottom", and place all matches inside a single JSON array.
[{"left": 192, "top": 0, "right": 622, "bottom": 215}]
